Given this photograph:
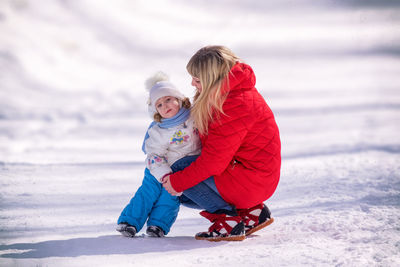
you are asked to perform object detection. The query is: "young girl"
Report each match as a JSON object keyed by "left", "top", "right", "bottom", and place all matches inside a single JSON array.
[
  {"left": 117, "top": 72, "right": 201, "bottom": 237},
  {"left": 163, "top": 46, "right": 281, "bottom": 241}
]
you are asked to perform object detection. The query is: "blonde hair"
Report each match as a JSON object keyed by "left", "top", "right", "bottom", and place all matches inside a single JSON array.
[
  {"left": 153, "top": 97, "right": 191, "bottom": 122},
  {"left": 186, "top": 45, "right": 240, "bottom": 134}
]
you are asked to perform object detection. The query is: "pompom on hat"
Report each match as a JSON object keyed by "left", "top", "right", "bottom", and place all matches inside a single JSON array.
[{"left": 145, "top": 71, "right": 186, "bottom": 117}]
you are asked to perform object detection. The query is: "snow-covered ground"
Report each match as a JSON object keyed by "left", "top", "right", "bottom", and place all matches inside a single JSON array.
[{"left": 1, "top": 0, "right": 400, "bottom": 266}]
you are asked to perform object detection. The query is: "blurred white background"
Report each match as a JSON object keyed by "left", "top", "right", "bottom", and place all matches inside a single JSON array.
[{"left": 0, "top": 1, "right": 399, "bottom": 266}]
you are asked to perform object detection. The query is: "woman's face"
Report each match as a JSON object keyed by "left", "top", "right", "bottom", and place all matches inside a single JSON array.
[
  {"left": 155, "top": 96, "right": 180, "bottom": 119},
  {"left": 191, "top": 76, "right": 202, "bottom": 93}
]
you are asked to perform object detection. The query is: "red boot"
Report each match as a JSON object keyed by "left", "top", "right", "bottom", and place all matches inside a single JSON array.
[
  {"left": 195, "top": 210, "right": 245, "bottom": 242},
  {"left": 238, "top": 203, "right": 274, "bottom": 236}
]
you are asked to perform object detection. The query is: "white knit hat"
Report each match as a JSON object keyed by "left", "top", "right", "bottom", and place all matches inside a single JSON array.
[{"left": 145, "top": 72, "right": 186, "bottom": 116}]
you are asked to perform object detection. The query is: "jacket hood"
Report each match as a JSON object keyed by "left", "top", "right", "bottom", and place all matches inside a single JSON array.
[{"left": 222, "top": 62, "right": 256, "bottom": 93}]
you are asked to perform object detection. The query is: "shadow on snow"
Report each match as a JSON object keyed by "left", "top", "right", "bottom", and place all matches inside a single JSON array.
[{"left": 0, "top": 234, "right": 221, "bottom": 259}]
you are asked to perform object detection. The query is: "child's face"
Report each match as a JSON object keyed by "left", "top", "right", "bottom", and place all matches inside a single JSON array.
[{"left": 155, "top": 96, "right": 180, "bottom": 119}]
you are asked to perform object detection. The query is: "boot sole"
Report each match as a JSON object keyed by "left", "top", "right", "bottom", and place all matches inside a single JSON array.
[
  {"left": 245, "top": 217, "right": 274, "bottom": 236},
  {"left": 146, "top": 231, "right": 164, "bottom": 238},
  {"left": 117, "top": 229, "right": 136, "bottom": 238},
  {"left": 119, "top": 231, "right": 135, "bottom": 238},
  {"left": 195, "top": 234, "right": 246, "bottom": 242}
]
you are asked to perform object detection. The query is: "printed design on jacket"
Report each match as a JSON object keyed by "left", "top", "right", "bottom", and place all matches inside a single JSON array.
[
  {"left": 147, "top": 155, "right": 167, "bottom": 166},
  {"left": 170, "top": 130, "right": 190, "bottom": 145}
]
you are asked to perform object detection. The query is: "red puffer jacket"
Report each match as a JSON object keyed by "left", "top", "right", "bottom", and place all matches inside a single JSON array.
[{"left": 169, "top": 63, "right": 281, "bottom": 209}]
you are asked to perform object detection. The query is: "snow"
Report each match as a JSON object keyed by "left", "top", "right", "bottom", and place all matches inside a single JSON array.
[{"left": 1, "top": 0, "right": 400, "bottom": 266}]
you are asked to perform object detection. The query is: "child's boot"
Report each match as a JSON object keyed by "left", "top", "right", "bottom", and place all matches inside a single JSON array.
[
  {"left": 146, "top": 225, "right": 165, "bottom": 237},
  {"left": 116, "top": 222, "right": 137, "bottom": 237}
]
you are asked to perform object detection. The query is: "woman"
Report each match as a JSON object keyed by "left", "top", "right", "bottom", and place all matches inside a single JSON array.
[{"left": 163, "top": 45, "right": 281, "bottom": 241}]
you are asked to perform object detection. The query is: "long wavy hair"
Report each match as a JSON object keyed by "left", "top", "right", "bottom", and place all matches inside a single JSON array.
[{"left": 186, "top": 45, "right": 240, "bottom": 134}]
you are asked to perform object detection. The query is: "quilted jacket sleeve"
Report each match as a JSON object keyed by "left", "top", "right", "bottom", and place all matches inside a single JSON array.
[{"left": 169, "top": 95, "right": 254, "bottom": 192}]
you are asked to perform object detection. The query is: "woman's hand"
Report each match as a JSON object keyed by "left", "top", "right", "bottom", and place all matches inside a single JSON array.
[{"left": 162, "top": 175, "right": 180, "bottom": 196}]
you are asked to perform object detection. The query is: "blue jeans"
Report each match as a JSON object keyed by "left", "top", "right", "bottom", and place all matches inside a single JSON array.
[{"left": 175, "top": 155, "right": 233, "bottom": 213}]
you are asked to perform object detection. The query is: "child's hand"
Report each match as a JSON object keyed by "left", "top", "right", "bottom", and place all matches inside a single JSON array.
[
  {"left": 162, "top": 175, "right": 180, "bottom": 196},
  {"left": 161, "top": 173, "right": 171, "bottom": 183}
]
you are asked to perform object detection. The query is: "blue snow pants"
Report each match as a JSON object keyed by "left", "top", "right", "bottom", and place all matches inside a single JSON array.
[{"left": 117, "top": 155, "right": 199, "bottom": 234}]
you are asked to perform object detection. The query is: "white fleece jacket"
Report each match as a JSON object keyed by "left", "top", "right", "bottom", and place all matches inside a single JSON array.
[{"left": 144, "top": 118, "right": 201, "bottom": 181}]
